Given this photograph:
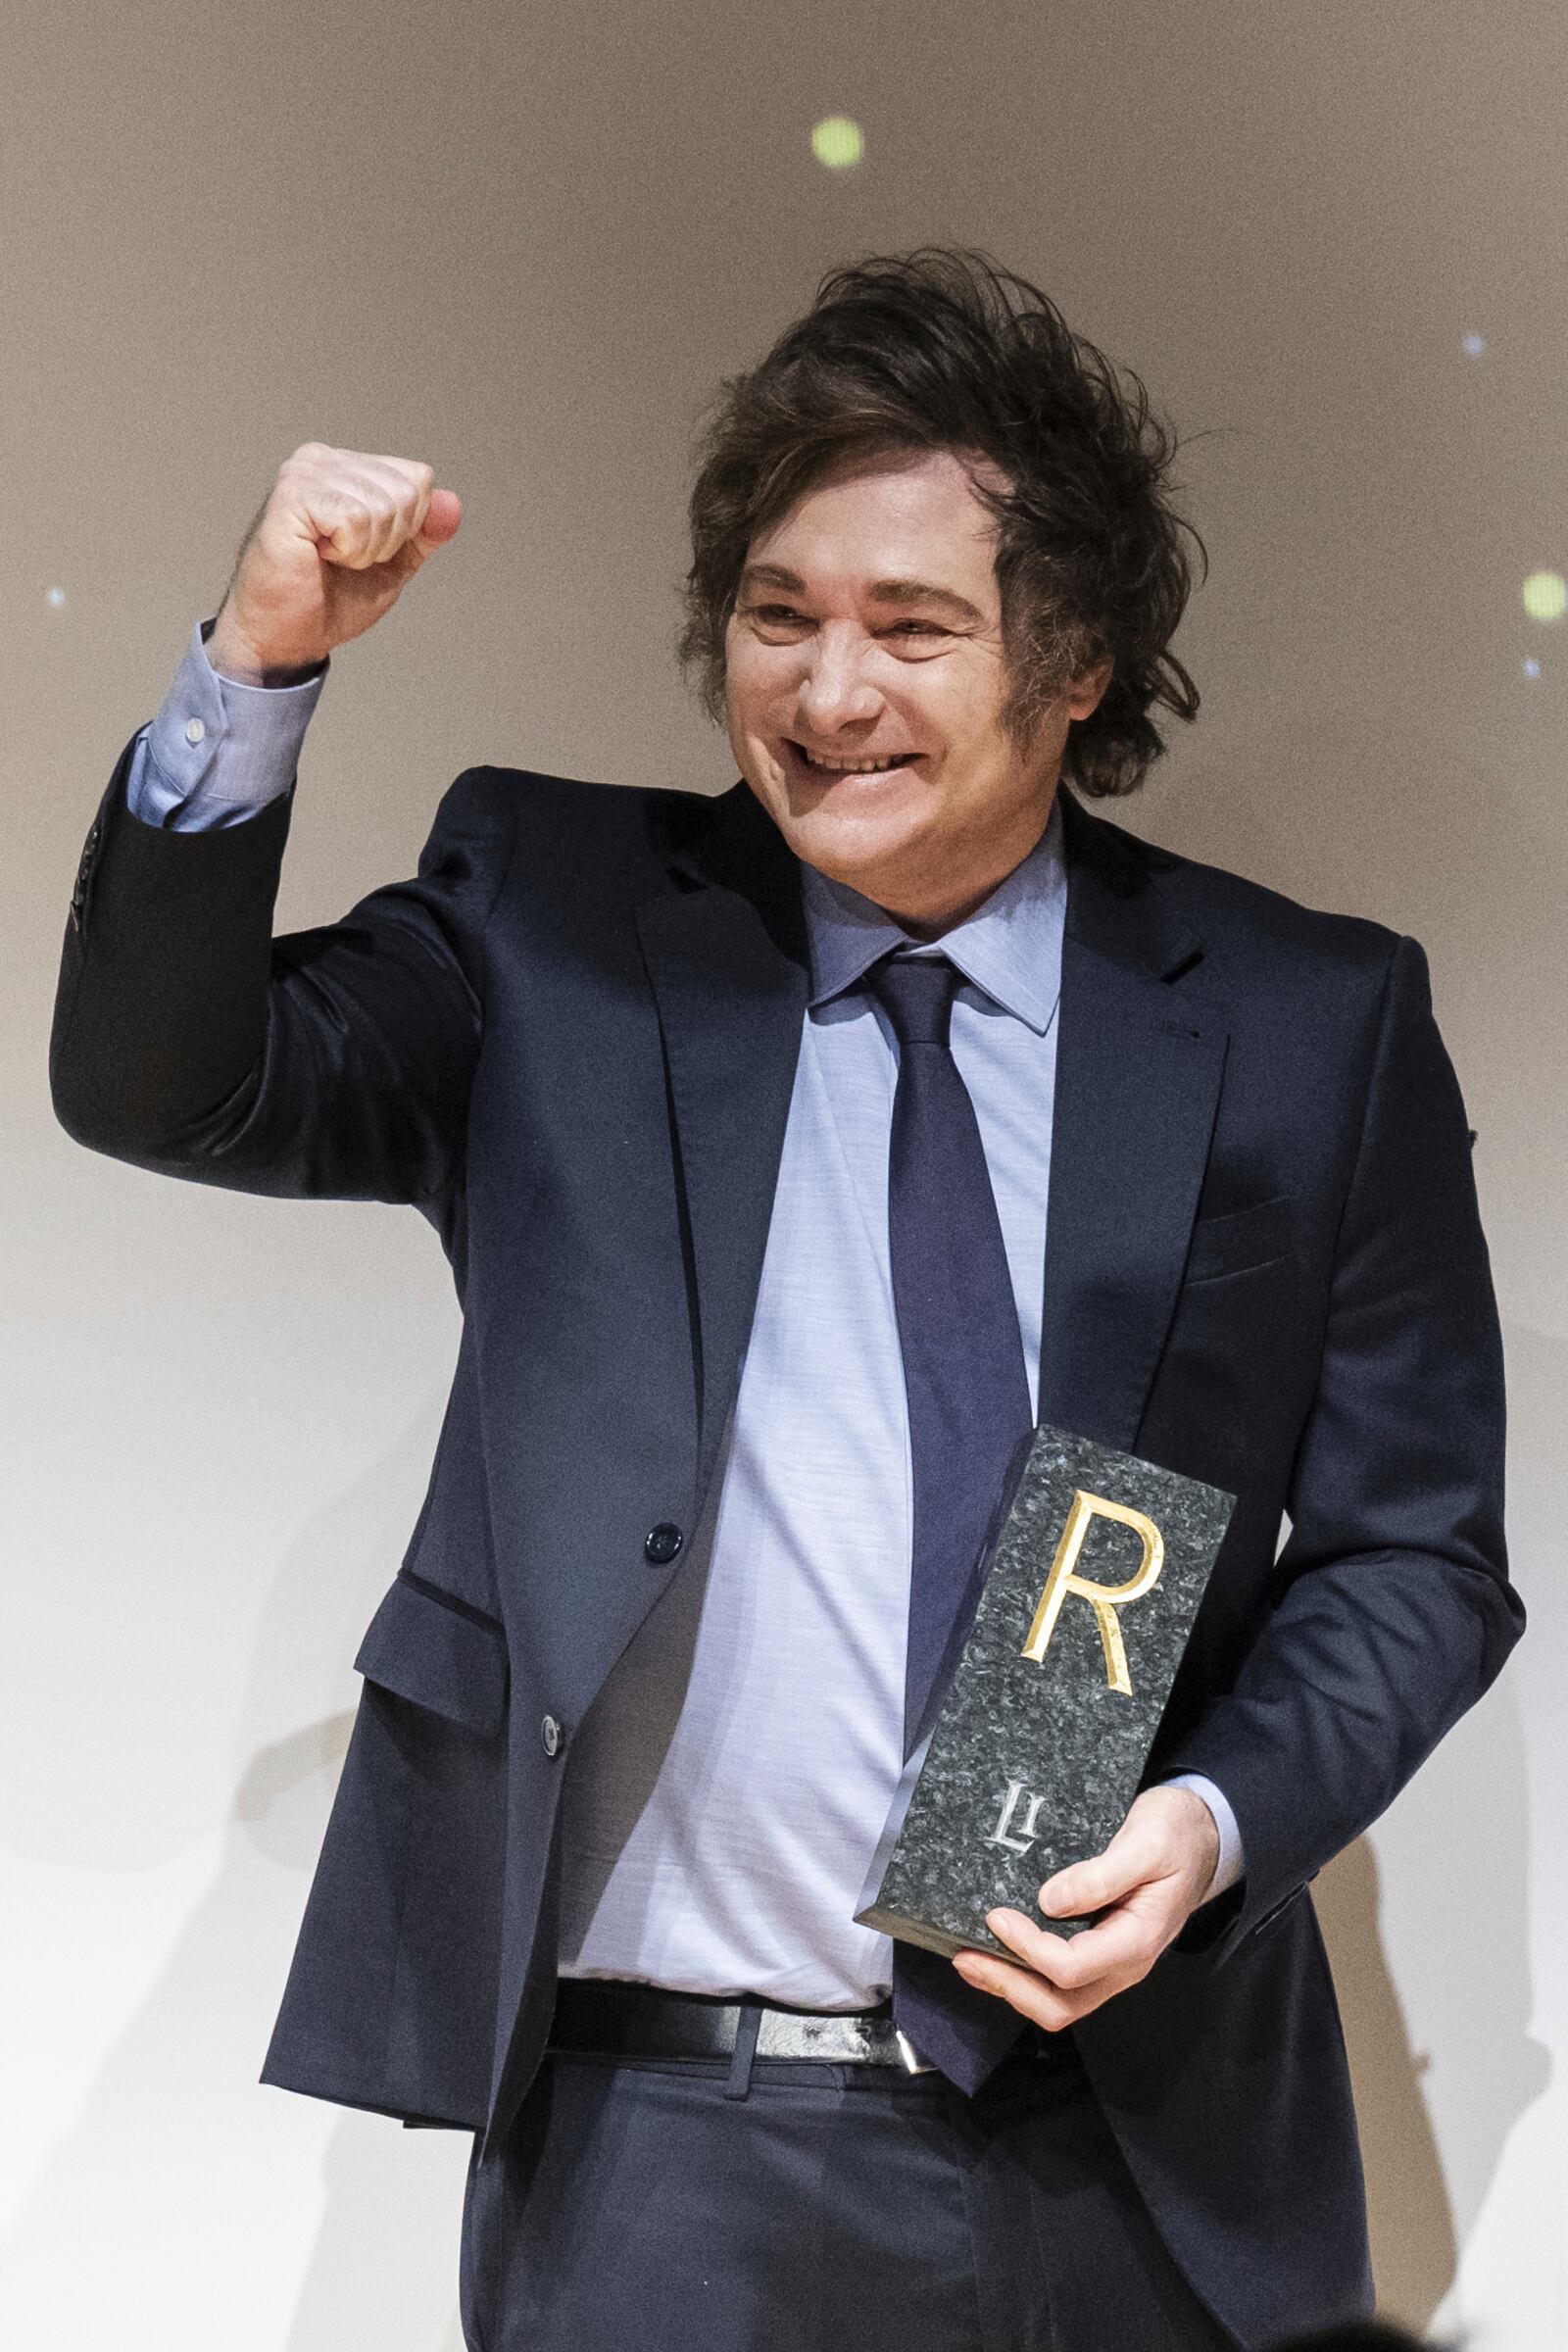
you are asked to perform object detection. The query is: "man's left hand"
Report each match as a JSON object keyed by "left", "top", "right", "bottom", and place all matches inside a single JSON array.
[{"left": 950, "top": 1784, "right": 1220, "bottom": 2030}]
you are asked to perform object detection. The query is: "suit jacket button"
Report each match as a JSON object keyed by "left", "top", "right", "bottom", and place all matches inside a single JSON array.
[
  {"left": 644, "top": 1523, "right": 683, "bottom": 1566},
  {"left": 541, "top": 1714, "right": 562, "bottom": 1757}
]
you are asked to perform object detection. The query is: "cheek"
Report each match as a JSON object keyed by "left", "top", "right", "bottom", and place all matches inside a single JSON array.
[
  {"left": 928, "top": 701, "right": 1006, "bottom": 792},
  {"left": 924, "top": 664, "right": 1004, "bottom": 750},
  {"left": 725, "top": 648, "right": 788, "bottom": 735}
]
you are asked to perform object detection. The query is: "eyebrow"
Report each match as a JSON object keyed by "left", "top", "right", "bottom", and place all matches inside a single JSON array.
[{"left": 737, "top": 563, "right": 985, "bottom": 627}]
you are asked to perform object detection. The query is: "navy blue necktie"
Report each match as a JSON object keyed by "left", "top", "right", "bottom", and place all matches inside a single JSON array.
[{"left": 867, "top": 949, "right": 1035, "bottom": 2094}]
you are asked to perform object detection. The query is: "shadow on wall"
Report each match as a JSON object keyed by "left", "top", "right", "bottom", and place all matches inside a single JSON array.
[
  {"left": 0, "top": 1398, "right": 470, "bottom": 2352},
  {"left": 1313, "top": 1837, "right": 1455, "bottom": 2321},
  {"left": 282, "top": 2107, "right": 469, "bottom": 2352},
  {"left": 1310, "top": 1359, "right": 1551, "bottom": 2328}
]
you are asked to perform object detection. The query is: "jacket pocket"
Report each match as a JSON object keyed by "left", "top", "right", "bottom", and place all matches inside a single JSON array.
[
  {"left": 354, "top": 1570, "right": 509, "bottom": 1737},
  {"left": 1183, "top": 1194, "right": 1293, "bottom": 1286}
]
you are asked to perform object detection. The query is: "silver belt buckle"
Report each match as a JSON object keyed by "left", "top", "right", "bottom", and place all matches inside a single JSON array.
[{"left": 895, "top": 2028, "right": 936, "bottom": 2076}]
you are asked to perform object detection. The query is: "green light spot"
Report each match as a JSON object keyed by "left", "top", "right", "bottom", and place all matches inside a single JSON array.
[
  {"left": 1522, "top": 569, "right": 1567, "bottom": 622},
  {"left": 811, "top": 116, "right": 864, "bottom": 170}
]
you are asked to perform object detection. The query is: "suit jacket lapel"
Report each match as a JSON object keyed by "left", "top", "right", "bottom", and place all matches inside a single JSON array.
[
  {"left": 635, "top": 782, "right": 809, "bottom": 1512},
  {"left": 1040, "top": 796, "right": 1229, "bottom": 1452}
]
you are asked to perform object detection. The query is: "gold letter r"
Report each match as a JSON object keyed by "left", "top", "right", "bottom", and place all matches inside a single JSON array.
[{"left": 1019, "top": 1489, "right": 1164, "bottom": 1696}]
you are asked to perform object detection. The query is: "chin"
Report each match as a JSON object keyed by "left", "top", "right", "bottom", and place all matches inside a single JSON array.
[
  {"left": 774, "top": 784, "right": 915, "bottom": 848},
  {"left": 788, "top": 823, "right": 935, "bottom": 911}
]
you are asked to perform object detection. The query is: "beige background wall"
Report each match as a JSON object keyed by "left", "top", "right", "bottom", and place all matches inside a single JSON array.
[{"left": 4, "top": 2, "right": 1563, "bottom": 2344}]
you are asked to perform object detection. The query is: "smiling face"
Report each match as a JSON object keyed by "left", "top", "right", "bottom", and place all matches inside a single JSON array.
[{"left": 723, "top": 447, "right": 1109, "bottom": 936}]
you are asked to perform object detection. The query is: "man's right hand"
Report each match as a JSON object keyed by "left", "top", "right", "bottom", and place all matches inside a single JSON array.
[{"left": 206, "top": 443, "right": 463, "bottom": 683}]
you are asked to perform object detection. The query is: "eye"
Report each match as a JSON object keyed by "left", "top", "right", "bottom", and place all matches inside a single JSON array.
[{"left": 740, "top": 606, "right": 948, "bottom": 641}]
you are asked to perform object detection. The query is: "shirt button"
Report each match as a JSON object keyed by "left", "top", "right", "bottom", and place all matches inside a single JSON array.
[
  {"left": 644, "top": 1523, "right": 684, "bottom": 1566},
  {"left": 541, "top": 1714, "right": 562, "bottom": 1757},
  {"left": 184, "top": 717, "right": 206, "bottom": 745}
]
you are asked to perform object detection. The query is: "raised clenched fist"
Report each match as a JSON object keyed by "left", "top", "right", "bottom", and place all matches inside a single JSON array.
[{"left": 207, "top": 443, "right": 463, "bottom": 682}]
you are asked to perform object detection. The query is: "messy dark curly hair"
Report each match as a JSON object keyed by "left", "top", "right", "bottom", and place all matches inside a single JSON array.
[{"left": 678, "top": 248, "right": 1204, "bottom": 799}]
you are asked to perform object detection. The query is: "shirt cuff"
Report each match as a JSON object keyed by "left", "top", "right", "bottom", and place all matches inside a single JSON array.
[
  {"left": 129, "top": 615, "right": 328, "bottom": 830},
  {"left": 1163, "top": 1771, "right": 1245, "bottom": 1902}
]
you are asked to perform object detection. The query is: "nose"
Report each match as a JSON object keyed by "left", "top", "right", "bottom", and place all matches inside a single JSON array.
[{"left": 795, "top": 623, "right": 883, "bottom": 735}]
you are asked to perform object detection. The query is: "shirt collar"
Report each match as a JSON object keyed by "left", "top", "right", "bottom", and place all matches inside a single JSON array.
[{"left": 799, "top": 796, "right": 1066, "bottom": 1035}]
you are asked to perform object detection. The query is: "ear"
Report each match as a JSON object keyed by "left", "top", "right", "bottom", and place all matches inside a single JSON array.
[{"left": 1065, "top": 658, "right": 1113, "bottom": 723}]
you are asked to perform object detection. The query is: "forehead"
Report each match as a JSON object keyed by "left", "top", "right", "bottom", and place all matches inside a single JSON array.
[{"left": 745, "top": 447, "right": 1005, "bottom": 601}]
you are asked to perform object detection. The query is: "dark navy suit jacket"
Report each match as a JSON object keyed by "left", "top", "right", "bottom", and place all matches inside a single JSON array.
[{"left": 51, "top": 736, "right": 1522, "bottom": 2347}]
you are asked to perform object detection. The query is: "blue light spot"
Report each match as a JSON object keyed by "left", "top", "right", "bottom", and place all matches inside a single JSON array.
[
  {"left": 1462, "top": 332, "right": 1486, "bottom": 358},
  {"left": 1523, "top": 658, "right": 1541, "bottom": 679},
  {"left": 46, "top": 586, "right": 67, "bottom": 609}
]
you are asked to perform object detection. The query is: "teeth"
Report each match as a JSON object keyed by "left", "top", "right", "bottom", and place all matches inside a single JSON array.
[{"left": 797, "top": 747, "right": 907, "bottom": 773}]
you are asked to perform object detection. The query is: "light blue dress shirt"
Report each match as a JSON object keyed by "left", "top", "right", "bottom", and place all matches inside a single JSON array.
[
  {"left": 123, "top": 618, "right": 326, "bottom": 826},
  {"left": 126, "top": 622, "right": 1243, "bottom": 2009}
]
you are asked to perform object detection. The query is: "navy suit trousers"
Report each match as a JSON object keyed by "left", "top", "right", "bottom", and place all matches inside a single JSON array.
[{"left": 458, "top": 2031, "right": 1239, "bottom": 2352}]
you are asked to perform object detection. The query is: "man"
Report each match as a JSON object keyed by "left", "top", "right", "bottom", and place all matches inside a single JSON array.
[{"left": 51, "top": 251, "right": 1520, "bottom": 2350}]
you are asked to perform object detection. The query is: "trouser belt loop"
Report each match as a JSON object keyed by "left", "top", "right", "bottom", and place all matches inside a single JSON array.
[{"left": 722, "top": 1998, "right": 763, "bottom": 2100}]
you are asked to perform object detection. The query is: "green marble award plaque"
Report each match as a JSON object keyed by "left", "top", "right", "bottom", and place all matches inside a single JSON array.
[{"left": 855, "top": 1424, "right": 1235, "bottom": 1960}]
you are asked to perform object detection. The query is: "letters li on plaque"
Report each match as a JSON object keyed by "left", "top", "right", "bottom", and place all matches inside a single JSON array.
[{"left": 855, "top": 1425, "right": 1235, "bottom": 1960}]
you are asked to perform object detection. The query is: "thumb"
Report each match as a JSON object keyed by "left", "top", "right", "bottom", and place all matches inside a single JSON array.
[
  {"left": 1039, "top": 1815, "right": 1153, "bottom": 1919},
  {"left": 415, "top": 486, "right": 463, "bottom": 554}
]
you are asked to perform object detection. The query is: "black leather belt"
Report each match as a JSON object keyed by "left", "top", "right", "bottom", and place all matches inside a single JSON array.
[{"left": 550, "top": 1978, "right": 941, "bottom": 2072}]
